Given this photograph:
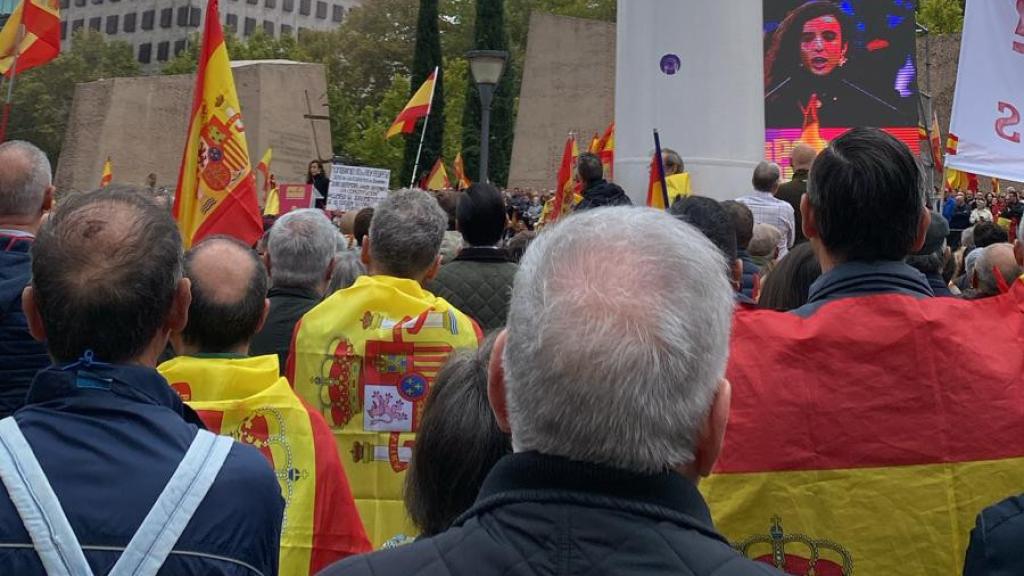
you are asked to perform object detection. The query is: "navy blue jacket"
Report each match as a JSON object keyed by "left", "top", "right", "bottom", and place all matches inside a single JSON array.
[
  {"left": 320, "top": 452, "right": 783, "bottom": 576},
  {"left": 0, "top": 234, "right": 50, "bottom": 418},
  {"left": 738, "top": 249, "right": 760, "bottom": 300},
  {"left": 964, "top": 495, "right": 1024, "bottom": 576},
  {"left": 794, "top": 261, "right": 933, "bottom": 317},
  {"left": 0, "top": 362, "right": 284, "bottom": 575}
]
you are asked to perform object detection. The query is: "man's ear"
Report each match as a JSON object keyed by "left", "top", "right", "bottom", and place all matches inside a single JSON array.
[
  {"left": 21, "top": 286, "right": 46, "bottom": 343},
  {"left": 691, "top": 378, "right": 732, "bottom": 479},
  {"left": 167, "top": 278, "right": 191, "bottom": 335},
  {"left": 911, "top": 208, "right": 931, "bottom": 254},
  {"left": 255, "top": 298, "right": 270, "bottom": 334},
  {"left": 731, "top": 259, "right": 743, "bottom": 291},
  {"left": 800, "top": 194, "right": 818, "bottom": 241},
  {"left": 263, "top": 252, "right": 271, "bottom": 276},
  {"left": 41, "top": 186, "right": 54, "bottom": 213},
  {"left": 487, "top": 329, "right": 511, "bottom": 433},
  {"left": 360, "top": 238, "right": 371, "bottom": 268},
  {"left": 422, "top": 255, "right": 442, "bottom": 283}
]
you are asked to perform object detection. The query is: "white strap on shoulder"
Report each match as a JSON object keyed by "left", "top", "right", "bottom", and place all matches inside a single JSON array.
[
  {"left": 107, "top": 429, "right": 234, "bottom": 576},
  {"left": 0, "top": 416, "right": 94, "bottom": 576}
]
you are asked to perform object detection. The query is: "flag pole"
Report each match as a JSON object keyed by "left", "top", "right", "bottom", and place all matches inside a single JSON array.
[
  {"left": 409, "top": 65, "right": 439, "bottom": 189},
  {"left": 0, "top": 25, "right": 26, "bottom": 144},
  {"left": 653, "top": 129, "right": 670, "bottom": 210}
]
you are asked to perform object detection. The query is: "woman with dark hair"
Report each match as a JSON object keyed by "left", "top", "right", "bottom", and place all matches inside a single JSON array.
[
  {"left": 757, "top": 242, "right": 822, "bottom": 311},
  {"left": 764, "top": 0, "right": 906, "bottom": 128},
  {"left": 404, "top": 334, "right": 511, "bottom": 538},
  {"left": 307, "top": 160, "right": 330, "bottom": 209}
]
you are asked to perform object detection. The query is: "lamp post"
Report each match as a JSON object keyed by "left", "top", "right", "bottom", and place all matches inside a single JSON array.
[{"left": 466, "top": 49, "right": 508, "bottom": 184}]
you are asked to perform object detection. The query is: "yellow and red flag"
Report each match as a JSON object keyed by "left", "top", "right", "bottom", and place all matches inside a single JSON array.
[
  {"left": 587, "top": 132, "right": 601, "bottom": 154},
  {"left": 930, "top": 110, "right": 944, "bottom": 173},
  {"left": 703, "top": 282, "right": 1024, "bottom": 576},
  {"left": 0, "top": 0, "right": 60, "bottom": 77},
  {"left": 99, "top": 157, "right": 112, "bottom": 188},
  {"left": 386, "top": 68, "right": 437, "bottom": 139},
  {"left": 550, "top": 135, "right": 578, "bottom": 222},
  {"left": 598, "top": 122, "right": 614, "bottom": 180},
  {"left": 173, "top": 0, "right": 262, "bottom": 249},
  {"left": 420, "top": 157, "right": 449, "bottom": 190},
  {"left": 256, "top": 147, "right": 272, "bottom": 192},
  {"left": 287, "top": 275, "right": 481, "bottom": 546},
  {"left": 453, "top": 152, "right": 471, "bottom": 190},
  {"left": 159, "top": 354, "right": 372, "bottom": 573}
]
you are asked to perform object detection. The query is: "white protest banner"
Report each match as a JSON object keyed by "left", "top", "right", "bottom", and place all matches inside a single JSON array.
[
  {"left": 946, "top": 0, "right": 1024, "bottom": 181},
  {"left": 326, "top": 165, "right": 392, "bottom": 212}
]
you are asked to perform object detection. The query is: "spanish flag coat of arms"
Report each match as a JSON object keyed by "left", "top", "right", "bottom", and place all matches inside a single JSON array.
[{"left": 287, "top": 275, "right": 481, "bottom": 546}]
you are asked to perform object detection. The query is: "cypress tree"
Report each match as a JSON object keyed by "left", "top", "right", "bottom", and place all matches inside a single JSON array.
[
  {"left": 461, "top": 0, "right": 514, "bottom": 187},
  {"left": 401, "top": 0, "right": 444, "bottom": 188}
]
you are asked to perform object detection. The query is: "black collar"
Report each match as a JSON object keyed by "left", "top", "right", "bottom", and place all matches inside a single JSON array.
[
  {"left": 454, "top": 246, "right": 512, "bottom": 263},
  {"left": 268, "top": 285, "right": 322, "bottom": 301}
]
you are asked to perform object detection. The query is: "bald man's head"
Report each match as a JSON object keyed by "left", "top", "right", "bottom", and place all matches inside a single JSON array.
[
  {"left": 790, "top": 144, "right": 818, "bottom": 172},
  {"left": 179, "top": 236, "right": 268, "bottom": 353},
  {"left": 0, "top": 140, "right": 52, "bottom": 223},
  {"left": 973, "top": 243, "right": 1022, "bottom": 298}
]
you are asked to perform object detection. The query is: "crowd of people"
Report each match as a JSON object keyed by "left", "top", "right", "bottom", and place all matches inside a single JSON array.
[{"left": 0, "top": 127, "right": 1021, "bottom": 575}]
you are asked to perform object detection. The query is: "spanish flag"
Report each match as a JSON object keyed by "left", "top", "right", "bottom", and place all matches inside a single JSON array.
[
  {"left": 549, "top": 135, "right": 578, "bottom": 222},
  {"left": 256, "top": 147, "right": 272, "bottom": 193},
  {"left": 0, "top": 0, "right": 60, "bottom": 77},
  {"left": 386, "top": 68, "right": 437, "bottom": 139},
  {"left": 159, "top": 355, "right": 372, "bottom": 573},
  {"left": 646, "top": 131, "right": 669, "bottom": 209},
  {"left": 703, "top": 281, "right": 1024, "bottom": 576},
  {"left": 99, "top": 157, "right": 112, "bottom": 188},
  {"left": 587, "top": 132, "right": 601, "bottom": 154},
  {"left": 172, "top": 0, "right": 262, "bottom": 249},
  {"left": 946, "top": 167, "right": 972, "bottom": 192},
  {"left": 598, "top": 122, "right": 614, "bottom": 180},
  {"left": 287, "top": 275, "right": 481, "bottom": 547},
  {"left": 930, "top": 110, "right": 944, "bottom": 173},
  {"left": 453, "top": 152, "right": 471, "bottom": 190},
  {"left": 420, "top": 157, "right": 449, "bottom": 191}
]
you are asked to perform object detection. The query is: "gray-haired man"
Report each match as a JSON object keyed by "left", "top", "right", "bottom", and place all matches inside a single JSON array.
[{"left": 318, "top": 207, "right": 783, "bottom": 576}]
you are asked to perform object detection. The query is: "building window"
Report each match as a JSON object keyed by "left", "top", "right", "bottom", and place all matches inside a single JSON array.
[
  {"left": 225, "top": 13, "right": 237, "bottom": 32},
  {"left": 298, "top": 0, "right": 309, "bottom": 15},
  {"left": 90, "top": 0, "right": 101, "bottom": 5},
  {"left": 159, "top": 7, "right": 172, "bottom": 28},
  {"left": 280, "top": 23, "right": 292, "bottom": 36},
  {"left": 173, "top": 39, "right": 185, "bottom": 55},
  {"left": 176, "top": 6, "right": 188, "bottom": 26},
  {"left": 138, "top": 42, "right": 151, "bottom": 63},
  {"left": 123, "top": 12, "right": 136, "bottom": 32},
  {"left": 246, "top": 0, "right": 256, "bottom": 5},
  {"left": 243, "top": 17, "right": 255, "bottom": 36},
  {"left": 59, "top": 0, "right": 68, "bottom": 9},
  {"left": 105, "top": 14, "right": 118, "bottom": 34},
  {"left": 60, "top": 21, "right": 67, "bottom": 39},
  {"left": 315, "top": 1, "right": 326, "bottom": 18},
  {"left": 73, "top": 0, "right": 85, "bottom": 7},
  {"left": 264, "top": 0, "right": 275, "bottom": 8},
  {"left": 157, "top": 41, "right": 169, "bottom": 61},
  {"left": 331, "top": 4, "right": 343, "bottom": 22},
  {"left": 141, "top": 10, "right": 154, "bottom": 30},
  {"left": 282, "top": 0, "right": 293, "bottom": 12},
  {"left": 71, "top": 19, "right": 83, "bottom": 32},
  {"left": 88, "top": 16, "right": 101, "bottom": 30},
  {"left": 262, "top": 20, "right": 274, "bottom": 36},
  {"left": 190, "top": 7, "right": 200, "bottom": 26}
]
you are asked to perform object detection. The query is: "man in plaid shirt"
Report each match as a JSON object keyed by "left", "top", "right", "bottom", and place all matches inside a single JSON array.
[{"left": 737, "top": 162, "right": 795, "bottom": 259}]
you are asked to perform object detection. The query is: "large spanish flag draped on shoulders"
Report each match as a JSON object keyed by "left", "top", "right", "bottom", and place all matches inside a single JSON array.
[
  {"left": 173, "top": 0, "right": 262, "bottom": 249},
  {"left": 158, "top": 354, "right": 371, "bottom": 574},
  {"left": 702, "top": 279, "right": 1024, "bottom": 575},
  {"left": 287, "top": 275, "right": 481, "bottom": 547},
  {"left": 0, "top": 0, "right": 60, "bottom": 77}
]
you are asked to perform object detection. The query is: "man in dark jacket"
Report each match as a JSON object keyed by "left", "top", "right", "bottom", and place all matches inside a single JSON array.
[
  {"left": 574, "top": 152, "right": 632, "bottom": 211},
  {"left": 722, "top": 200, "right": 760, "bottom": 300},
  {"left": 906, "top": 212, "right": 955, "bottom": 297},
  {"left": 0, "top": 186, "right": 283, "bottom": 574},
  {"left": 320, "top": 207, "right": 783, "bottom": 576},
  {"left": 427, "top": 183, "right": 517, "bottom": 331},
  {"left": 775, "top": 144, "right": 815, "bottom": 244},
  {"left": 250, "top": 208, "right": 336, "bottom": 370},
  {"left": 671, "top": 197, "right": 755, "bottom": 306},
  {"left": 0, "top": 142, "right": 53, "bottom": 418}
]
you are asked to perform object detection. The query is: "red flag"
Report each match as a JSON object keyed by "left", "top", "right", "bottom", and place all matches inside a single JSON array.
[
  {"left": 550, "top": 135, "right": 578, "bottom": 222},
  {"left": 598, "top": 122, "right": 614, "bottom": 180},
  {"left": 0, "top": 0, "right": 60, "bottom": 77}
]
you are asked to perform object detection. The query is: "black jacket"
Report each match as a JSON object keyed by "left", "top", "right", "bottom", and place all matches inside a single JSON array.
[
  {"left": 964, "top": 495, "right": 1024, "bottom": 576},
  {"left": 426, "top": 247, "right": 517, "bottom": 332},
  {"left": 775, "top": 170, "right": 807, "bottom": 244},
  {"left": 738, "top": 249, "right": 760, "bottom": 301},
  {"left": 576, "top": 180, "right": 633, "bottom": 212},
  {"left": 249, "top": 286, "right": 321, "bottom": 371},
  {"left": 0, "top": 234, "right": 50, "bottom": 418},
  {"left": 319, "top": 452, "right": 784, "bottom": 576},
  {"left": 794, "top": 261, "right": 933, "bottom": 317}
]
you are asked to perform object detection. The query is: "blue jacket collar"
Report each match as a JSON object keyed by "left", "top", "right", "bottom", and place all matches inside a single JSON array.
[{"left": 801, "top": 260, "right": 932, "bottom": 314}]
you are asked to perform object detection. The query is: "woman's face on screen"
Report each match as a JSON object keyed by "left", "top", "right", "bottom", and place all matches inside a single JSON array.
[{"left": 800, "top": 15, "right": 845, "bottom": 77}]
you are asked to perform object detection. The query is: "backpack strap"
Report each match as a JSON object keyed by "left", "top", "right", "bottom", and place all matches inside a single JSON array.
[
  {"left": 107, "top": 429, "right": 233, "bottom": 576},
  {"left": 0, "top": 416, "right": 94, "bottom": 576}
]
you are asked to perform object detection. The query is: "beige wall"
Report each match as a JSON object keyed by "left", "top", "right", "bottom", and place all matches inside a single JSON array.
[{"left": 55, "top": 60, "right": 333, "bottom": 202}]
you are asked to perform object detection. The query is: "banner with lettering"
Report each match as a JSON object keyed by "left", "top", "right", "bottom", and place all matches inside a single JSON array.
[
  {"left": 946, "top": 0, "right": 1024, "bottom": 181},
  {"left": 326, "top": 165, "right": 391, "bottom": 212}
]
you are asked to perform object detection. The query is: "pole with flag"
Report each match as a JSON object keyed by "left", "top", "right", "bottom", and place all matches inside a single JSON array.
[
  {"left": 407, "top": 66, "right": 439, "bottom": 188},
  {"left": 173, "top": 0, "right": 262, "bottom": 249},
  {"left": 384, "top": 67, "right": 439, "bottom": 188},
  {"left": 0, "top": 0, "right": 60, "bottom": 143},
  {"left": 0, "top": 24, "right": 24, "bottom": 144},
  {"left": 99, "top": 157, "right": 112, "bottom": 188},
  {"left": 647, "top": 129, "right": 670, "bottom": 209}
]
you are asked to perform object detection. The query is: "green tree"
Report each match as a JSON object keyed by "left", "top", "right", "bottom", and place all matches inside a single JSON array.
[
  {"left": 460, "top": 0, "right": 515, "bottom": 186},
  {"left": 917, "top": 0, "right": 965, "bottom": 34},
  {"left": 400, "top": 0, "right": 445, "bottom": 187},
  {"left": 5, "top": 30, "right": 140, "bottom": 163}
]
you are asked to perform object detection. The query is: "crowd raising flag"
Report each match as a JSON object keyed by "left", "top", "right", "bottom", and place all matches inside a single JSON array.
[
  {"left": 385, "top": 70, "right": 437, "bottom": 139},
  {"left": 549, "top": 134, "right": 578, "bottom": 222},
  {"left": 0, "top": 0, "right": 60, "bottom": 77},
  {"left": 99, "top": 157, "right": 112, "bottom": 188},
  {"left": 646, "top": 130, "right": 670, "bottom": 209},
  {"left": 173, "top": 0, "right": 262, "bottom": 249},
  {"left": 421, "top": 157, "right": 449, "bottom": 191},
  {"left": 453, "top": 152, "right": 471, "bottom": 190}
]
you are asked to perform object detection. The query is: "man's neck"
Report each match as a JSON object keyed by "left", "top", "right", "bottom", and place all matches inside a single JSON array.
[
  {"left": 179, "top": 342, "right": 251, "bottom": 357},
  {"left": 0, "top": 217, "right": 41, "bottom": 235}
]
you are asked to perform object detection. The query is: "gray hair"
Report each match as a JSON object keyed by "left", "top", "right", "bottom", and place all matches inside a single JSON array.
[
  {"left": 752, "top": 161, "right": 781, "bottom": 192},
  {"left": 327, "top": 249, "right": 366, "bottom": 294},
  {"left": 504, "top": 207, "right": 735, "bottom": 473},
  {"left": 0, "top": 140, "right": 51, "bottom": 217},
  {"left": 268, "top": 208, "right": 337, "bottom": 289},
  {"left": 975, "top": 243, "right": 1021, "bottom": 297},
  {"left": 748, "top": 223, "right": 782, "bottom": 258},
  {"left": 369, "top": 189, "right": 447, "bottom": 279}
]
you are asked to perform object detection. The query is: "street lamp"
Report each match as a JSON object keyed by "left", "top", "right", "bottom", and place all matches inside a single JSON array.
[{"left": 466, "top": 49, "right": 508, "bottom": 184}]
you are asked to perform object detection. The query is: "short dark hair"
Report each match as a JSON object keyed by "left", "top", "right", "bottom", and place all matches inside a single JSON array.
[
  {"left": 973, "top": 221, "right": 1008, "bottom": 249},
  {"left": 456, "top": 183, "right": 506, "bottom": 247},
  {"left": 807, "top": 127, "right": 924, "bottom": 261},
  {"left": 180, "top": 236, "right": 267, "bottom": 352},
  {"left": 758, "top": 242, "right": 822, "bottom": 311},
  {"left": 434, "top": 190, "right": 458, "bottom": 231},
  {"left": 721, "top": 200, "right": 754, "bottom": 250},
  {"left": 670, "top": 196, "right": 737, "bottom": 264},
  {"left": 404, "top": 334, "right": 510, "bottom": 536},
  {"left": 577, "top": 153, "right": 604, "bottom": 184},
  {"left": 32, "top": 186, "right": 183, "bottom": 363},
  {"left": 353, "top": 207, "right": 373, "bottom": 247}
]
